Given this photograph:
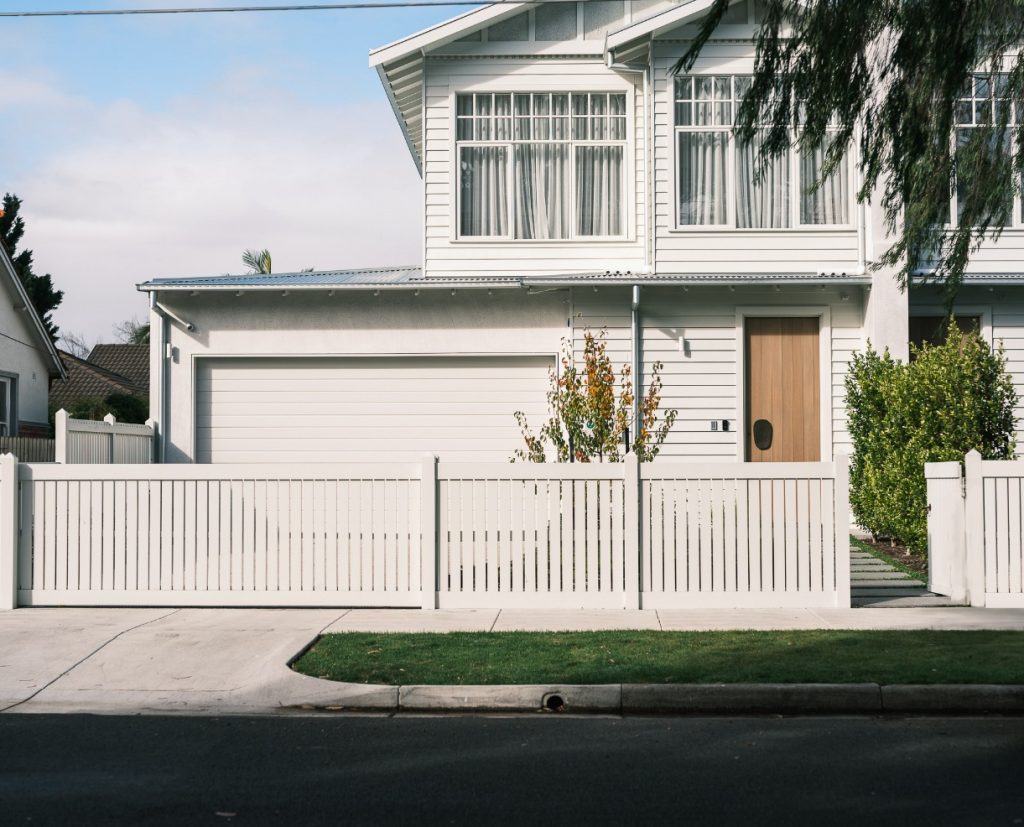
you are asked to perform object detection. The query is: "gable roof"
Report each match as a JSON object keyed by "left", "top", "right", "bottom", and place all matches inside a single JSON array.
[
  {"left": 88, "top": 343, "right": 149, "bottom": 392},
  {"left": 0, "top": 242, "right": 66, "bottom": 380},
  {"left": 49, "top": 349, "right": 145, "bottom": 410}
]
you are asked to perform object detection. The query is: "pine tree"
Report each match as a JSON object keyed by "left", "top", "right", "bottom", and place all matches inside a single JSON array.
[
  {"left": 0, "top": 193, "right": 63, "bottom": 341},
  {"left": 672, "top": 0, "right": 1024, "bottom": 301}
]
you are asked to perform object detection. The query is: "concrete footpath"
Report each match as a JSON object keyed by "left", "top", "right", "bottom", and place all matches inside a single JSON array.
[{"left": 2, "top": 607, "right": 1024, "bottom": 716}]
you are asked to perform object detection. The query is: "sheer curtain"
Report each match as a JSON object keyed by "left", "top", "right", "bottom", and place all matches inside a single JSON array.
[
  {"left": 515, "top": 143, "right": 571, "bottom": 239},
  {"left": 460, "top": 146, "right": 508, "bottom": 236},
  {"left": 736, "top": 132, "right": 791, "bottom": 228},
  {"left": 678, "top": 132, "right": 727, "bottom": 225},
  {"left": 576, "top": 146, "right": 622, "bottom": 236},
  {"left": 800, "top": 138, "right": 850, "bottom": 224}
]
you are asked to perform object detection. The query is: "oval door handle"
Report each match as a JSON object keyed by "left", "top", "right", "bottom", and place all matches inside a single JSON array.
[{"left": 752, "top": 419, "right": 773, "bottom": 451}]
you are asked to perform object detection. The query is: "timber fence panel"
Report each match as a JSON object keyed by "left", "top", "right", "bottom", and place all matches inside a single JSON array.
[
  {"left": 641, "top": 461, "right": 847, "bottom": 608},
  {"left": 436, "top": 463, "right": 629, "bottom": 609},
  {"left": 16, "top": 462, "right": 422, "bottom": 607}
]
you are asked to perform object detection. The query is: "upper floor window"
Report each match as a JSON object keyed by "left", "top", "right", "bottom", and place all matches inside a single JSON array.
[
  {"left": 457, "top": 92, "right": 627, "bottom": 240},
  {"left": 674, "top": 75, "right": 852, "bottom": 229},
  {"left": 949, "top": 74, "right": 1016, "bottom": 227}
]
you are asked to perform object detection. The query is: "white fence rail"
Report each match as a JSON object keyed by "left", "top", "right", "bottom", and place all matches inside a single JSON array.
[
  {"left": 0, "top": 453, "right": 850, "bottom": 610},
  {"left": 927, "top": 451, "right": 1024, "bottom": 607},
  {"left": 55, "top": 409, "right": 155, "bottom": 465}
]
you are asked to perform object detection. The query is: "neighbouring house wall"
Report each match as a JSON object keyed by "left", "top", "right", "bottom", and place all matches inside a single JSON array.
[
  {"left": 151, "top": 289, "right": 570, "bottom": 463},
  {"left": 421, "top": 56, "right": 647, "bottom": 278},
  {"left": 0, "top": 277, "right": 52, "bottom": 432},
  {"left": 574, "top": 284, "right": 866, "bottom": 461},
  {"left": 651, "top": 36, "right": 864, "bottom": 276},
  {"left": 911, "top": 284, "right": 1024, "bottom": 448}
]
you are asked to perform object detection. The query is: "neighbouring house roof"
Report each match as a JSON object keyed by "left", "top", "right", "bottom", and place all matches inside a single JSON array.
[
  {"left": 49, "top": 349, "right": 146, "bottom": 410},
  {"left": 0, "top": 242, "right": 65, "bottom": 380},
  {"left": 88, "top": 343, "right": 150, "bottom": 392},
  {"left": 138, "top": 266, "right": 871, "bottom": 293}
]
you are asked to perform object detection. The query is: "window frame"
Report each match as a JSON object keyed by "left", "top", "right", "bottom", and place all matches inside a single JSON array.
[
  {"left": 947, "top": 73, "right": 1022, "bottom": 230},
  {"left": 671, "top": 73, "right": 856, "bottom": 233},
  {"left": 452, "top": 89, "right": 633, "bottom": 243},
  {"left": 0, "top": 375, "right": 13, "bottom": 437}
]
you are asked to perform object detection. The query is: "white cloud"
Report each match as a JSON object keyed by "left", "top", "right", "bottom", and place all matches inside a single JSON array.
[{"left": 7, "top": 76, "right": 422, "bottom": 341}]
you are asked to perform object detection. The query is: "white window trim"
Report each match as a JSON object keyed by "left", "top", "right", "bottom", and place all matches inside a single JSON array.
[
  {"left": 450, "top": 87, "right": 636, "bottom": 244},
  {"left": 670, "top": 74, "right": 856, "bottom": 234},
  {"left": 734, "top": 306, "right": 834, "bottom": 463},
  {"left": 0, "top": 374, "right": 13, "bottom": 437}
]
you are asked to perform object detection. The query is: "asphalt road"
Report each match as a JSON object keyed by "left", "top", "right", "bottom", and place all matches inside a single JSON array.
[{"left": 1, "top": 714, "right": 1023, "bottom": 825}]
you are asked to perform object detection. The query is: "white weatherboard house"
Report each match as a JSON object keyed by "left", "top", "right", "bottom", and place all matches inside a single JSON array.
[
  {"left": 139, "top": 0, "right": 1023, "bottom": 466},
  {"left": 0, "top": 244, "right": 64, "bottom": 438}
]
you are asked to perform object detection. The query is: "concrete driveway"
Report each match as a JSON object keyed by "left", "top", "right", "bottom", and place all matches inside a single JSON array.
[{"left": 3, "top": 606, "right": 1024, "bottom": 715}]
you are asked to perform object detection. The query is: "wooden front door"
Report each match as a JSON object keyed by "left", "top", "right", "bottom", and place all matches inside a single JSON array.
[{"left": 745, "top": 317, "right": 820, "bottom": 462}]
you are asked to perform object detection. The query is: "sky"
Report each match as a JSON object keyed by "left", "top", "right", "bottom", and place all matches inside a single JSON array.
[{"left": 0, "top": 0, "right": 464, "bottom": 344}]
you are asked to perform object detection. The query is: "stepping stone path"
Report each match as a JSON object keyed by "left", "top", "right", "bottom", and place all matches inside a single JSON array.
[{"left": 850, "top": 544, "right": 964, "bottom": 608}]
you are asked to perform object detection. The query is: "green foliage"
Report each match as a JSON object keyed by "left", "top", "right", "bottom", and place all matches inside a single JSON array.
[
  {"left": 672, "top": 0, "right": 1024, "bottom": 298},
  {"left": 50, "top": 393, "right": 149, "bottom": 427},
  {"left": 846, "top": 324, "right": 1017, "bottom": 554},
  {"left": 0, "top": 193, "right": 64, "bottom": 341},
  {"left": 241, "top": 248, "right": 272, "bottom": 275},
  {"left": 114, "top": 317, "right": 150, "bottom": 344},
  {"left": 513, "top": 328, "right": 677, "bottom": 463}
]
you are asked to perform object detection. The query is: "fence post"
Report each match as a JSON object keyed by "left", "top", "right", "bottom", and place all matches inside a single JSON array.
[
  {"left": 964, "top": 449, "right": 985, "bottom": 607},
  {"left": 145, "top": 419, "right": 158, "bottom": 464},
  {"left": 0, "top": 453, "right": 19, "bottom": 610},
  {"left": 925, "top": 462, "right": 966, "bottom": 601},
  {"left": 421, "top": 454, "right": 438, "bottom": 610},
  {"left": 833, "top": 453, "right": 851, "bottom": 607},
  {"left": 624, "top": 452, "right": 640, "bottom": 610},
  {"left": 54, "top": 408, "right": 68, "bottom": 464},
  {"left": 103, "top": 413, "right": 117, "bottom": 463}
]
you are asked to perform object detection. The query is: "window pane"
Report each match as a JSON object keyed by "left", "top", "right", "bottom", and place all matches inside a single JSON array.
[
  {"left": 583, "top": 0, "right": 624, "bottom": 38},
  {"left": 722, "top": 0, "right": 748, "bottom": 24},
  {"left": 736, "top": 132, "right": 791, "bottom": 228},
  {"left": 0, "top": 379, "right": 7, "bottom": 436},
  {"left": 678, "top": 132, "right": 728, "bottom": 225},
  {"left": 494, "top": 94, "right": 512, "bottom": 139},
  {"left": 572, "top": 93, "right": 588, "bottom": 139},
  {"left": 488, "top": 12, "right": 529, "bottom": 41},
  {"left": 515, "top": 94, "right": 531, "bottom": 139},
  {"left": 956, "top": 127, "right": 1012, "bottom": 225},
  {"left": 535, "top": 2, "right": 578, "bottom": 40},
  {"left": 575, "top": 145, "right": 623, "bottom": 236},
  {"left": 610, "top": 93, "right": 627, "bottom": 139},
  {"left": 460, "top": 146, "right": 508, "bottom": 237},
  {"left": 514, "top": 144, "right": 571, "bottom": 239},
  {"left": 457, "top": 95, "right": 473, "bottom": 116},
  {"left": 800, "top": 137, "right": 850, "bottom": 224}
]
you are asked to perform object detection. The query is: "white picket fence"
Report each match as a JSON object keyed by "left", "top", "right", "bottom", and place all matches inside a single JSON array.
[
  {"left": 927, "top": 451, "right": 1024, "bottom": 607},
  {"left": 0, "top": 453, "right": 850, "bottom": 610},
  {"left": 54, "top": 410, "right": 155, "bottom": 465}
]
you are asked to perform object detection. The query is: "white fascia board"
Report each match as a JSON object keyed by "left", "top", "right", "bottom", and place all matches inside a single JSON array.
[
  {"left": 0, "top": 245, "right": 65, "bottom": 380},
  {"left": 368, "top": 2, "right": 530, "bottom": 68}
]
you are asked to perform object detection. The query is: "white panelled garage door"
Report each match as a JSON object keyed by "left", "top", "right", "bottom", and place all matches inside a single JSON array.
[{"left": 195, "top": 356, "right": 553, "bottom": 463}]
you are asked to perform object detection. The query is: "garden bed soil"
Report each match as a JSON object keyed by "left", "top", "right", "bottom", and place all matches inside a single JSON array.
[{"left": 858, "top": 536, "right": 928, "bottom": 579}]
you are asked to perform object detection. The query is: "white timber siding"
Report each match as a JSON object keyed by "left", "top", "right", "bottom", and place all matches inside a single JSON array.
[
  {"left": 195, "top": 355, "right": 553, "bottom": 464},
  {"left": 651, "top": 37, "right": 863, "bottom": 275},
  {"left": 574, "top": 285, "right": 864, "bottom": 461},
  {"left": 154, "top": 289, "right": 570, "bottom": 463},
  {"left": 422, "top": 56, "right": 647, "bottom": 278},
  {"left": 0, "top": 275, "right": 52, "bottom": 432}
]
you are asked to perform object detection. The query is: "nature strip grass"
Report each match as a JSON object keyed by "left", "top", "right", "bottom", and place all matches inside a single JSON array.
[{"left": 294, "top": 630, "right": 1024, "bottom": 686}]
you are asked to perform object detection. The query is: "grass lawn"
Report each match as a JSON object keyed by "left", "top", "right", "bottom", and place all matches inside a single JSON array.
[{"left": 293, "top": 630, "right": 1024, "bottom": 686}]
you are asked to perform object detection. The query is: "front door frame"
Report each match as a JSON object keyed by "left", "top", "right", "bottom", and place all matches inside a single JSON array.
[{"left": 735, "top": 306, "right": 833, "bottom": 462}]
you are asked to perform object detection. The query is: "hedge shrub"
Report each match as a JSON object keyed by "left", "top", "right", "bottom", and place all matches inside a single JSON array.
[{"left": 846, "top": 324, "right": 1017, "bottom": 555}]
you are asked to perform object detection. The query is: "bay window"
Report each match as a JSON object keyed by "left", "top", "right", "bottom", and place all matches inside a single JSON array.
[
  {"left": 674, "top": 75, "right": 851, "bottom": 229},
  {"left": 457, "top": 92, "right": 626, "bottom": 240}
]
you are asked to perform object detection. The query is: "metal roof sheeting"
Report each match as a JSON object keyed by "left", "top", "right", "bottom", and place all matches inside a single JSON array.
[{"left": 140, "top": 267, "right": 871, "bottom": 292}]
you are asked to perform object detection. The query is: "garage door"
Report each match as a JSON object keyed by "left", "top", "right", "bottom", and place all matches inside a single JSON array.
[{"left": 195, "top": 356, "right": 553, "bottom": 463}]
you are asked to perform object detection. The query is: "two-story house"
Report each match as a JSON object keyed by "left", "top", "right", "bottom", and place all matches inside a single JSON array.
[{"left": 139, "top": 0, "right": 1019, "bottom": 464}]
